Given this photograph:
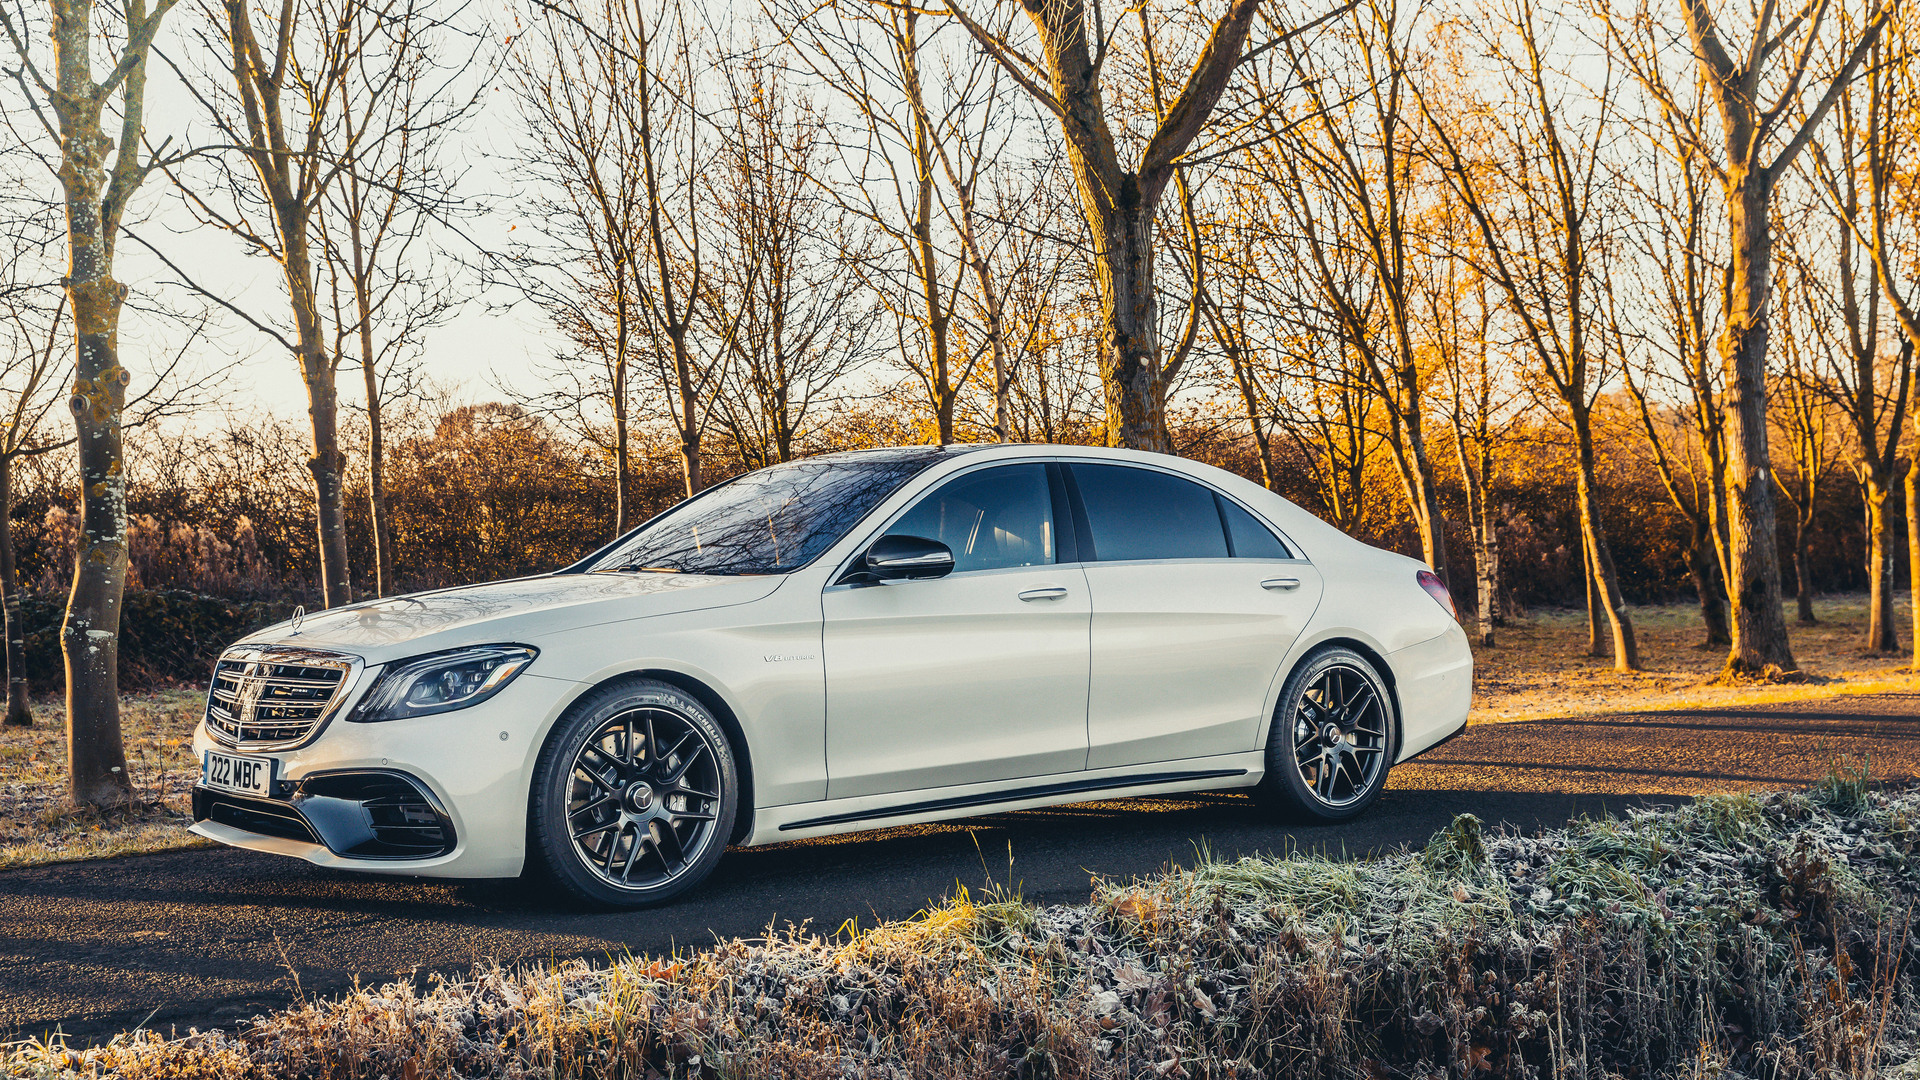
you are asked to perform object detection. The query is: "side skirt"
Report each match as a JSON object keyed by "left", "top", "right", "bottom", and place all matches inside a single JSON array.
[{"left": 747, "top": 754, "right": 1263, "bottom": 845}]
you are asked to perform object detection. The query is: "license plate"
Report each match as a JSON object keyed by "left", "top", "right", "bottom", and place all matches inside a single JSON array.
[{"left": 202, "top": 749, "right": 275, "bottom": 797}]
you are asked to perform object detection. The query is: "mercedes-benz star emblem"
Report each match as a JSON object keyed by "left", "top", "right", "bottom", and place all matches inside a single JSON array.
[{"left": 289, "top": 605, "right": 305, "bottom": 634}]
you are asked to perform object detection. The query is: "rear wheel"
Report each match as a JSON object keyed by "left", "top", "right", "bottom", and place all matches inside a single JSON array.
[
  {"left": 1254, "top": 647, "right": 1395, "bottom": 822},
  {"left": 528, "top": 679, "right": 738, "bottom": 908}
]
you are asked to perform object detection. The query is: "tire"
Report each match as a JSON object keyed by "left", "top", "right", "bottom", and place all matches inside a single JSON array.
[
  {"left": 1253, "top": 647, "right": 1397, "bottom": 823},
  {"left": 527, "top": 678, "right": 739, "bottom": 908}
]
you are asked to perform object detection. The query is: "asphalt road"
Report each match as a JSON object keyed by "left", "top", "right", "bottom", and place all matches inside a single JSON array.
[{"left": 6, "top": 692, "right": 1919, "bottom": 1043}]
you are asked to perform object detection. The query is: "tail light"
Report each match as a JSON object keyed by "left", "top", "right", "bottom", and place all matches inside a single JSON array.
[{"left": 1416, "top": 570, "right": 1457, "bottom": 618}]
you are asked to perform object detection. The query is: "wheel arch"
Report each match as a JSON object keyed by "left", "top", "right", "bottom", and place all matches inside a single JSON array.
[
  {"left": 1267, "top": 635, "right": 1404, "bottom": 761},
  {"left": 540, "top": 667, "right": 759, "bottom": 846}
]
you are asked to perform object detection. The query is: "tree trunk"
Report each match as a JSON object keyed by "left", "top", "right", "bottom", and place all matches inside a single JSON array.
[
  {"left": 45, "top": 0, "right": 170, "bottom": 810},
  {"left": 1909, "top": 464, "right": 1920, "bottom": 670},
  {"left": 1865, "top": 476, "right": 1899, "bottom": 652},
  {"left": 61, "top": 179, "right": 134, "bottom": 808},
  {"left": 1472, "top": 510, "right": 1498, "bottom": 649},
  {"left": 1093, "top": 207, "right": 1168, "bottom": 452},
  {"left": 1472, "top": 448, "right": 1498, "bottom": 648},
  {"left": 1719, "top": 176, "right": 1798, "bottom": 676},
  {"left": 1793, "top": 509, "right": 1817, "bottom": 626},
  {"left": 0, "top": 455, "right": 30, "bottom": 727},
  {"left": 1575, "top": 425, "right": 1638, "bottom": 671},
  {"left": 673, "top": 335, "right": 700, "bottom": 496},
  {"left": 1223, "top": 335, "right": 1276, "bottom": 489},
  {"left": 1582, "top": 527, "right": 1603, "bottom": 657},
  {"left": 355, "top": 274, "right": 393, "bottom": 597},
  {"left": 1687, "top": 516, "right": 1733, "bottom": 648},
  {"left": 279, "top": 225, "right": 352, "bottom": 608},
  {"left": 613, "top": 366, "right": 633, "bottom": 526}
]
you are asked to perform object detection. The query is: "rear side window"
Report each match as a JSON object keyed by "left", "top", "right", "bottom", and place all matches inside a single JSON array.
[
  {"left": 1070, "top": 464, "right": 1228, "bottom": 561},
  {"left": 1220, "top": 498, "right": 1293, "bottom": 559}
]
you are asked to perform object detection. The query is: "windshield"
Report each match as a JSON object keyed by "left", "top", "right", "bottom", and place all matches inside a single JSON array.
[{"left": 584, "top": 451, "right": 951, "bottom": 575}]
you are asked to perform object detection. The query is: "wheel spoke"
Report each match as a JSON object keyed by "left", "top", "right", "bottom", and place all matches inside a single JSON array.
[
  {"left": 655, "top": 818, "right": 688, "bottom": 869},
  {"left": 664, "top": 741, "right": 709, "bottom": 783},
  {"left": 601, "top": 823, "right": 626, "bottom": 874},
  {"left": 569, "top": 793, "right": 617, "bottom": 820},
  {"left": 673, "top": 779, "right": 721, "bottom": 801},
  {"left": 618, "top": 830, "right": 650, "bottom": 884},
  {"left": 578, "top": 745, "right": 621, "bottom": 783},
  {"left": 571, "top": 818, "right": 620, "bottom": 842}
]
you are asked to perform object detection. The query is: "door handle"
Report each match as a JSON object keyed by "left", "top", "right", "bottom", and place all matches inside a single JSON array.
[
  {"left": 1261, "top": 577, "right": 1301, "bottom": 591},
  {"left": 1018, "top": 585, "right": 1069, "bottom": 602}
]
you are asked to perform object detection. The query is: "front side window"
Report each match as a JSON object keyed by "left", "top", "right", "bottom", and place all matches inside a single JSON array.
[
  {"left": 1070, "top": 463, "right": 1229, "bottom": 561},
  {"left": 885, "top": 463, "right": 1055, "bottom": 574},
  {"left": 587, "top": 451, "right": 947, "bottom": 575}
]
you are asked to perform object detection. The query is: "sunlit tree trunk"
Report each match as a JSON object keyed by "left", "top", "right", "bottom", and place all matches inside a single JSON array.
[
  {"left": 1864, "top": 477, "right": 1899, "bottom": 651},
  {"left": 12, "top": 0, "right": 180, "bottom": 804}
]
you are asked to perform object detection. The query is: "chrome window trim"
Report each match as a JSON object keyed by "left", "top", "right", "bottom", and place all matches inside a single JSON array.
[{"left": 204, "top": 645, "right": 368, "bottom": 752}]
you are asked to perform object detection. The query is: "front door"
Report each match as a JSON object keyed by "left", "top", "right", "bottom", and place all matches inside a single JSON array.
[{"left": 822, "top": 462, "right": 1091, "bottom": 799}]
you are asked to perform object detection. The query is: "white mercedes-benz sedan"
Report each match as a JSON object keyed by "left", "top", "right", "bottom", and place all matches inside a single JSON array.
[{"left": 190, "top": 445, "right": 1472, "bottom": 907}]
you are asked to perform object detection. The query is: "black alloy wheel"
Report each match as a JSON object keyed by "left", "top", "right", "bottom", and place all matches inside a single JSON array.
[
  {"left": 1255, "top": 647, "right": 1396, "bottom": 822},
  {"left": 529, "top": 679, "right": 738, "bottom": 907}
]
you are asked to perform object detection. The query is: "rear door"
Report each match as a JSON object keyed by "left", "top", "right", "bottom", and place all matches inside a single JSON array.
[{"left": 1068, "top": 463, "right": 1324, "bottom": 769}]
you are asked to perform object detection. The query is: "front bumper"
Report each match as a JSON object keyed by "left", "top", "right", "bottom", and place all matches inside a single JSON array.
[
  {"left": 189, "top": 671, "right": 580, "bottom": 878},
  {"left": 193, "top": 769, "right": 457, "bottom": 860}
]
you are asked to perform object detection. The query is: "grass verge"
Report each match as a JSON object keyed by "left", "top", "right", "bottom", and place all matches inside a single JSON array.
[
  {"left": 12, "top": 784, "right": 1920, "bottom": 1078},
  {"left": 1472, "top": 591, "right": 1920, "bottom": 723},
  {"left": 0, "top": 690, "right": 211, "bottom": 869}
]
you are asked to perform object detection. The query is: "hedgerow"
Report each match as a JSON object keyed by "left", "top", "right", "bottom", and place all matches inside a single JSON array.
[{"left": 12, "top": 786, "right": 1920, "bottom": 1079}]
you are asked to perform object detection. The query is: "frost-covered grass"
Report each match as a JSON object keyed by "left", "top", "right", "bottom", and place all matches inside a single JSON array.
[
  {"left": 0, "top": 691, "right": 210, "bottom": 869},
  {"left": 14, "top": 783, "right": 1920, "bottom": 1079}
]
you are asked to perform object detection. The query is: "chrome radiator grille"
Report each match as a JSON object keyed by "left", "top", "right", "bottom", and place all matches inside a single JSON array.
[{"left": 205, "top": 647, "right": 353, "bottom": 749}]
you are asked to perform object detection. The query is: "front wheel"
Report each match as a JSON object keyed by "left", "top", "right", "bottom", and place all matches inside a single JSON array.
[
  {"left": 528, "top": 679, "right": 738, "bottom": 908},
  {"left": 1254, "top": 647, "right": 1396, "bottom": 822}
]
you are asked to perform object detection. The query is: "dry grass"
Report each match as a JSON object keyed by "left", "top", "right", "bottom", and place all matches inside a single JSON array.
[
  {"left": 0, "top": 689, "right": 211, "bottom": 869},
  {"left": 1473, "top": 590, "right": 1920, "bottom": 723}
]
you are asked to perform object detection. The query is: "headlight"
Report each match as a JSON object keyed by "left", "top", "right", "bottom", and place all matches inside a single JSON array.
[{"left": 348, "top": 644, "right": 538, "bottom": 722}]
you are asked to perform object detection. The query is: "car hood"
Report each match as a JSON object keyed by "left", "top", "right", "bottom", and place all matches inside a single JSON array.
[{"left": 238, "top": 572, "right": 785, "bottom": 665}]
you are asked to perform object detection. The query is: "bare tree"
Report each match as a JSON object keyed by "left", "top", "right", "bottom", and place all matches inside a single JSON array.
[
  {"left": 168, "top": 0, "right": 412, "bottom": 607},
  {"left": 316, "top": 1, "right": 477, "bottom": 596},
  {"left": 1416, "top": 0, "right": 1637, "bottom": 668},
  {"left": 706, "top": 52, "right": 871, "bottom": 467},
  {"left": 1781, "top": 168, "right": 1908, "bottom": 647},
  {"left": 506, "top": 0, "right": 719, "bottom": 510},
  {"left": 1253, "top": 9, "right": 1452, "bottom": 582},
  {"left": 1616, "top": 122, "right": 1735, "bottom": 650},
  {"left": 1434, "top": 270, "right": 1513, "bottom": 647},
  {"left": 777, "top": 0, "right": 1003, "bottom": 444},
  {"left": 1, "top": 0, "right": 179, "bottom": 806},
  {"left": 941, "top": 0, "right": 1329, "bottom": 451},
  {"left": 1602, "top": 0, "right": 1894, "bottom": 678},
  {"left": 1812, "top": 20, "right": 1920, "bottom": 666},
  {"left": 0, "top": 157, "right": 72, "bottom": 726},
  {"left": 1767, "top": 294, "right": 1844, "bottom": 629}
]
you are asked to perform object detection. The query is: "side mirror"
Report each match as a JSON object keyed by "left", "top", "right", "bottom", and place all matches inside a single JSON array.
[{"left": 864, "top": 534, "right": 955, "bottom": 581}]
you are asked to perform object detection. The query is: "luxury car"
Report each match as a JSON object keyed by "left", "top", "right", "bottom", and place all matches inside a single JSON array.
[{"left": 190, "top": 444, "right": 1472, "bottom": 907}]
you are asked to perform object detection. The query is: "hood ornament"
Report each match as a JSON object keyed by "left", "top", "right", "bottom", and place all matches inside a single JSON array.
[{"left": 289, "top": 605, "right": 306, "bottom": 635}]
